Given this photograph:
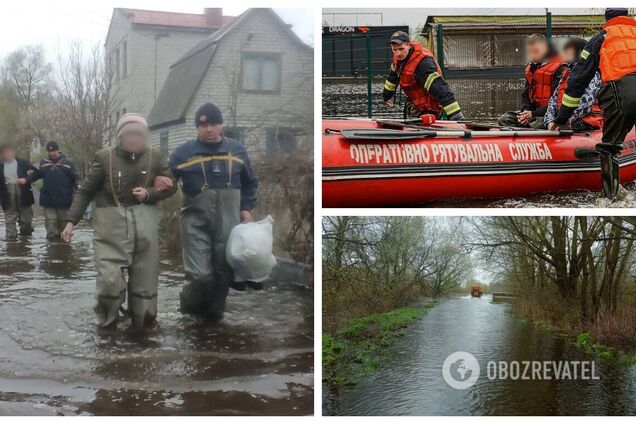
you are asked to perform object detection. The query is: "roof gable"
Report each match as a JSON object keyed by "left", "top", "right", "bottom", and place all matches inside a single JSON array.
[{"left": 147, "top": 8, "right": 312, "bottom": 129}]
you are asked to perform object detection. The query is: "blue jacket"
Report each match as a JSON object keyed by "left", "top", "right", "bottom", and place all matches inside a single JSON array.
[
  {"left": 28, "top": 153, "right": 80, "bottom": 209},
  {"left": 170, "top": 137, "right": 258, "bottom": 211}
]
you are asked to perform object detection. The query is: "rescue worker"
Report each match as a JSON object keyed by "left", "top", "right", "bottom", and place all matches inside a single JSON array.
[
  {"left": 550, "top": 8, "right": 636, "bottom": 199},
  {"left": 0, "top": 143, "right": 36, "bottom": 240},
  {"left": 61, "top": 114, "right": 177, "bottom": 329},
  {"left": 27, "top": 141, "right": 80, "bottom": 240},
  {"left": 382, "top": 31, "right": 465, "bottom": 120},
  {"left": 498, "top": 34, "right": 567, "bottom": 128},
  {"left": 544, "top": 37, "right": 603, "bottom": 131},
  {"left": 169, "top": 103, "right": 258, "bottom": 322}
]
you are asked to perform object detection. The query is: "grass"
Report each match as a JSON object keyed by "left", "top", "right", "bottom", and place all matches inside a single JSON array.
[
  {"left": 322, "top": 300, "right": 440, "bottom": 388},
  {"left": 575, "top": 332, "right": 636, "bottom": 365}
]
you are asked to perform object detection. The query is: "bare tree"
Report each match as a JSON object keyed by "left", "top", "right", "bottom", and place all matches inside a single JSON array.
[{"left": 52, "top": 41, "right": 116, "bottom": 176}]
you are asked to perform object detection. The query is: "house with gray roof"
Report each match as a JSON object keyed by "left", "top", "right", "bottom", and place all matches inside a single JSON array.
[{"left": 147, "top": 8, "right": 314, "bottom": 158}]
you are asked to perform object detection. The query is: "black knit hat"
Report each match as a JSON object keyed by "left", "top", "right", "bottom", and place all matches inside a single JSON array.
[
  {"left": 195, "top": 103, "right": 223, "bottom": 126},
  {"left": 605, "top": 8, "right": 629, "bottom": 21},
  {"left": 46, "top": 140, "right": 59, "bottom": 152}
]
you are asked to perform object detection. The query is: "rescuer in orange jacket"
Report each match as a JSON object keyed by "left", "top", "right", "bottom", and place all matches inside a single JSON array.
[
  {"left": 382, "top": 31, "right": 465, "bottom": 120},
  {"left": 498, "top": 34, "right": 567, "bottom": 128},
  {"left": 550, "top": 8, "right": 636, "bottom": 199}
]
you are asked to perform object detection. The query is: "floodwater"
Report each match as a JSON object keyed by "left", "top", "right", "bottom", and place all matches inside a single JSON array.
[
  {"left": 0, "top": 217, "right": 314, "bottom": 416},
  {"left": 324, "top": 297, "right": 636, "bottom": 416},
  {"left": 322, "top": 79, "right": 636, "bottom": 207},
  {"left": 322, "top": 79, "right": 523, "bottom": 121}
]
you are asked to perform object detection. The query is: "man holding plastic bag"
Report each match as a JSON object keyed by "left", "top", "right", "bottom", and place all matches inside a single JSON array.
[{"left": 168, "top": 103, "right": 258, "bottom": 321}]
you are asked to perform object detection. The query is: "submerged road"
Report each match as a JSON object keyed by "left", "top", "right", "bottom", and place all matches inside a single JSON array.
[
  {"left": 0, "top": 217, "right": 313, "bottom": 415},
  {"left": 325, "top": 296, "right": 636, "bottom": 416}
]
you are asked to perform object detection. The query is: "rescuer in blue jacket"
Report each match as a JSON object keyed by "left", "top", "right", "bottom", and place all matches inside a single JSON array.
[
  {"left": 168, "top": 102, "right": 258, "bottom": 321},
  {"left": 27, "top": 141, "right": 80, "bottom": 239}
]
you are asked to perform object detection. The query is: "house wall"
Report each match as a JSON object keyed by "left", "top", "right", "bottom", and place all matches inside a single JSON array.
[
  {"left": 150, "top": 10, "right": 314, "bottom": 159},
  {"left": 105, "top": 9, "right": 214, "bottom": 142}
]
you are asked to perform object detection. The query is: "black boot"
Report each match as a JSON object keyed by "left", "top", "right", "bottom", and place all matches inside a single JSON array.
[{"left": 596, "top": 143, "right": 623, "bottom": 200}]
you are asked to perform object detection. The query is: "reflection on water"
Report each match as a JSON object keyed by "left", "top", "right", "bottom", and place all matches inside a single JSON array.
[
  {"left": 326, "top": 297, "right": 636, "bottom": 416},
  {"left": 322, "top": 79, "right": 524, "bottom": 121},
  {"left": 0, "top": 217, "right": 313, "bottom": 415}
]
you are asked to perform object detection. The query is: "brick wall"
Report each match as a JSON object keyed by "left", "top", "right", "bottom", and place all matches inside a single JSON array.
[{"left": 106, "top": 10, "right": 214, "bottom": 142}]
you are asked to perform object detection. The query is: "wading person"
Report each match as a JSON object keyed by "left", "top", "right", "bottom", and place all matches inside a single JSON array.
[
  {"left": 27, "top": 141, "right": 80, "bottom": 240},
  {"left": 382, "top": 31, "right": 465, "bottom": 120},
  {"left": 61, "top": 114, "right": 177, "bottom": 329},
  {"left": 544, "top": 37, "right": 603, "bottom": 132},
  {"left": 0, "top": 144, "right": 36, "bottom": 240},
  {"left": 169, "top": 103, "right": 258, "bottom": 321},
  {"left": 550, "top": 8, "right": 636, "bottom": 199},
  {"left": 498, "top": 34, "right": 566, "bottom": 128}
]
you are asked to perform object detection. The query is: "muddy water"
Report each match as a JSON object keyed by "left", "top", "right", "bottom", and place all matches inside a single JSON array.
[
  {"left": 325, "top": 297, "right": 636, "bottom": 416},
  {"left": 322, "top": 79, "right": 636, "bottom": 208},
  {"left": 0, "top": 217, "right": 313, "bottom": 416}
]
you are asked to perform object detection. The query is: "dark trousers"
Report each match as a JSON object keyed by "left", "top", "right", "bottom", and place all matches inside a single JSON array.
[{"left": 599, "top": 73, "right": 636, "bottom": 146}]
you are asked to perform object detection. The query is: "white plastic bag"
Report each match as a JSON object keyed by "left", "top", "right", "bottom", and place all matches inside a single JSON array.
[{"left": 226, "top": 215, "right": 277, "bottom": 283}]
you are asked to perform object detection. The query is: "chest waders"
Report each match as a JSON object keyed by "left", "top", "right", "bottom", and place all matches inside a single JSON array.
[
  {"left": 597, "top": 74, "right": 636, "bottom": 199},
  {"left": 179, "top": 155, "right": 240, "bottom": 321},
  {"left": 93, "top": 149, "right": 161, "bottom": 328}
]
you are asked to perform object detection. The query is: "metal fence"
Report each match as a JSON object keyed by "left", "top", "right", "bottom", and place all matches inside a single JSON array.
[{"left": 322, "top": 13, "right": 605, "bottom": 120}]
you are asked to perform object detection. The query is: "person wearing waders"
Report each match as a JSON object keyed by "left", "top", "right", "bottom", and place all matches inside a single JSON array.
[
  {"left": 169, "top": 103, "right": 258, "bottom": 321},
  {"left": 61, "top": 114, "right": 177, "bottom": 329},
  {"left": 0, "top": 143, "right": 36, "bottom": 240},
  {"left": 26, "top": 141, "right": 80, "bottom": 240},
  {"left": 550, "top": 8, "right": 636, "bottom": 199}
]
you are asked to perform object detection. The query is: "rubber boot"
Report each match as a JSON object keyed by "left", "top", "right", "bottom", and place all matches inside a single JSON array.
[{"left": 596, "top": 143, "right": 623, "bottom": 200}]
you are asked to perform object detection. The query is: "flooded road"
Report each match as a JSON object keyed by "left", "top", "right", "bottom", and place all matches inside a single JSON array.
[
  {"left": 325, "top": 297, "right": 636, "bottom": 416},
  {"left": 0, "top": 217, "right": 314, "bottom": 416}
]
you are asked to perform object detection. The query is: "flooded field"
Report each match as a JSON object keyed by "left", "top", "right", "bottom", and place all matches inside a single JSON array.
[
  {"left": 324, "top": 297, "right": 636, "bottom": 416},
  {"left": 0, "top": 217, "right": 314, "bottom": 416},
  {"left": 322, "top": 79, "right": 636, "bottom": 207}
]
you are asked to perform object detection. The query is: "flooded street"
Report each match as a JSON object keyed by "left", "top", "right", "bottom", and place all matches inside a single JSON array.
[
  {"left": 325, "top": 297, "right": 636, "bottom": 416},
  {"left": 0, "top": 217, "right": 314, "bottom": 416},
  {"left": 322, "top": 79, "right": 636, "bottom": 207}
]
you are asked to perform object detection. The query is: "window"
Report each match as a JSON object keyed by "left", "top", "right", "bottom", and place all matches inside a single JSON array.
[
  {"left": 223, "top": 126, "right": 247, "bottom": 143},
  {"left": 241, "top": 53, "right": 282, "bottom": 93},
  {"left": 160, "top": 131, "right": 169, "bottom": 153},
  {"left": 115, "top": 48, "right": 120, "bottom": 81},
  {"left": 266, "top": 127, "right": 297, "bottom": 155},
  {"left": 122, "top": 41, "right": 127, "bottom": 78}
]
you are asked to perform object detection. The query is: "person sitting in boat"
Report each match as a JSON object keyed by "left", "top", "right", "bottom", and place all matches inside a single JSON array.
[
  {"left": 544, "top": 37, "right": 603, "bottom": 132},
  {"left": 498, "top": 34, "right": 567, "bottom": 128},
  {"left": 549, "top": 8, "right": 636, "bottom": 199},
  {"left": 382, "top": 31, "right": 464, "bottom": 121}
]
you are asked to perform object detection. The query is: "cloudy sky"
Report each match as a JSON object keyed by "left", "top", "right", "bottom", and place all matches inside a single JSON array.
[{"left": 0, "top": 1, "right": 313, "bottom": 61}]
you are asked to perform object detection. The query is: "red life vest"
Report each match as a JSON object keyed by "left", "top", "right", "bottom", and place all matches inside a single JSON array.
[
  {"left": 599, "top": 16, "right": 636, "bottom": 83},
  {"left": 525, "top": 55, "right": 565, "bottom": 108},
  {"left": 394, "top": 41, "right": 443, "bottom": 114},
  {"left": 556, "top": 68, "right": 603, "bottom": 129}
]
